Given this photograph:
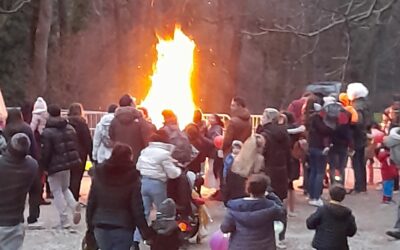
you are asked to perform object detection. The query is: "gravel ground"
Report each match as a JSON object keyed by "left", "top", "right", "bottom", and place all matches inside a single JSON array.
[{"left": 23, "top": 175, "right": 400, "bottom": 250}]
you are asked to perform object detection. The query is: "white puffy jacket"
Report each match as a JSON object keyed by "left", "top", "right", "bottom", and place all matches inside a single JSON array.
[
  {"left": 137, "top": 142, "right": 181, "bottom": 182},
  {"left": 92, "top": 113, "right": 114, "bottom": 164}
]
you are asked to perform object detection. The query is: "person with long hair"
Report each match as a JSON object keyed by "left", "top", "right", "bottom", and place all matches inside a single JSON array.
[
  {"left": 86, "top": 143, "right": 154, "bottom": 250},
  {"left": 67, "top": 103, "right": 93, "bottom": 201}
]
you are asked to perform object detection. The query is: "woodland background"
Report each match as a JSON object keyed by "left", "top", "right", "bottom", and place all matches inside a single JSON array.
[{"left": 0, "top": 0, "right": 399, "bottom": 113}]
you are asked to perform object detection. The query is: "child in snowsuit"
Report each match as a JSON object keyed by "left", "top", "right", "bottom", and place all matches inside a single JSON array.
[{"left": 376, "top": 147, "right": 398, "bottom": 203}]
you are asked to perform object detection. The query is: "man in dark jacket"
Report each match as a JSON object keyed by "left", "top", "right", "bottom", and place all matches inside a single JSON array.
[
  {"left": 307, "top": 185, "right": 357, "bottom": 250},
  {"left": 0, "top": 133, "right": 38, "bottom": 250},
  {"left": 41, "top": 104, "right": 82, "bottom": 229},
  {"left": 351, "top": 97, "right": 371, "bottom": 193},
  {"left": 3, "top": 108, "right": 44, "bottom": 228},
  {"left": 109, "top": 94, "right": 149, "bottom": 164},
  {"left": 222, "top": 97, "right": 252, "bottom": 156}
]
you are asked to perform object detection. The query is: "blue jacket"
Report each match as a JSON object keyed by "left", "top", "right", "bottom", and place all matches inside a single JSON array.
[
  {"left": 223, "top": 154, "right": 234, "bottom": 181},
  {"left": 220, "top": 195, "right": 285, "bottom": 250}
]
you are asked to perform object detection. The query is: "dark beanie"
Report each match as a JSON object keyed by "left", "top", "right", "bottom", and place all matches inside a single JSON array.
[
  {"left": 9, "top": 133, "right": 31, "bottom": 156},
  {"left": 119, "top": 94, "right": 134, "bottom": 107},
  {"left": 47, "top": 104, "right": 61, "bottom": 117},
  {"left": 157, "top": 198, "right": 176, "bottom": 219}
]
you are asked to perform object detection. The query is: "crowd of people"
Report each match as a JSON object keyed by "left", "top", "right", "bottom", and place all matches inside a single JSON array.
[{"left": 0, "top": 82, "right": 400, "bottom": 250}]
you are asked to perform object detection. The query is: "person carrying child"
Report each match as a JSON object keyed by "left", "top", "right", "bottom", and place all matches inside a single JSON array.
[{"left": 306, "top": 185, "right": 357, "bottom": 250}]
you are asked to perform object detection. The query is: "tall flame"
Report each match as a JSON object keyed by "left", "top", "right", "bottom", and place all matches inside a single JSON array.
[{"left": 142, "top": 27, "right": 196, "bottom": 128}]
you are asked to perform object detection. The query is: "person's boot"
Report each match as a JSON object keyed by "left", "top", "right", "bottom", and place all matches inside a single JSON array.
[{"left": 386, "top": 230, "right": 400, "bottom": 240}]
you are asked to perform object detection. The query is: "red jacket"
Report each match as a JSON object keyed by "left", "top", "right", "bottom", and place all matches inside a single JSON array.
[{"left": 377, "top": 150, "right": 398, "bottom": 181}]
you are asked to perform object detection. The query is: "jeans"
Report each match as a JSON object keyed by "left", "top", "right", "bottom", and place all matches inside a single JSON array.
[
  {"left": 133, "top": 177, "right": 167, "bottom": 242},
  {"left": 352, "top": 148, "right": 367, "bottom": 192},
  {"left": 94, "top": 227, "right": 133, "bottom": 250},
  {"left": 27, "top": 171, "right": 42, "bottom": 224},
  {"left": 48, "top": 170, "right": 78, "bottom": 226},
  {"left": 328, "top": 148, "right": 348, "bottom": 185},
  {"left": 308, "top": 148, "right": 327, "bottom": 200},
  {"left": 0, "top": 224, "right": 24, "bottom": 250},
  {"left": 383, "top": 180, "right": 394, "bottom": 199},
  {"left": 69, "top": 162, "right": 85, "bottom": 201}
]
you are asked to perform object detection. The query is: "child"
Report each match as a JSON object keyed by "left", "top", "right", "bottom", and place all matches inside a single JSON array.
[
  {"left": 222, "top": 140, "right": 243, "bottom": 182},
  {"left": 306, "top": 185, "right": 357, "bottom": 250},
  {"left": 151, "top": 198, "right": 181, "bottom": 250},
  {"left": 376, "top": 147, "right": 398, "bottom": 203}
]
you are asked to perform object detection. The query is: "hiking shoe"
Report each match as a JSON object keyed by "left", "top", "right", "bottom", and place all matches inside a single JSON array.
[
  {"left": 308, "top": 199, "right": 323, "bottom": 207},
  {"left": 276, "top": 240, "right": 287, "bottom": 249},
  {"left": 72, "top": 203, "right": 81, "bottom": 225},
  {"left": 386, "top": 230, "right": 400, "bottom": 240}
]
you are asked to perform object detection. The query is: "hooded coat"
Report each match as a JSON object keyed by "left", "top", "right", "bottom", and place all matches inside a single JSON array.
[
  {"left": 222, "top": 108, "right": 252, "bottom": 155},
  {"left": 221, "top": 195, "right": 285, "bottom": 250},
  {"left": 86, "top": 158, "right": 151, "bottom": 238},
  {"left": 384, "top": 127, "right": 400, "bottom": 166},
  {"left": 306, "top": 203, "right": 357, "bottom": 250},
  {"left": 92, "top": 113, "right": 114, "bottom": 163},
  {"left": 30, "top": 97, "right": 48, "bottom": 135},
  {"left": 40, "top": 116, "right": 82, "bottom": 175},
  {"left": 68, "top": 116, "right": 93, "bottom": 163},
  {"left": 259, "top": 123, "right": 291, "bottom": 200},
  {"left": 109, "top": 107, "right": 149, "bottom": 164}
]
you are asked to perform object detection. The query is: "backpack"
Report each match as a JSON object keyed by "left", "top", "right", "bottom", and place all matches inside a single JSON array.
[{"left": 163, "top": 126, "right": 192, "bottom": 164}]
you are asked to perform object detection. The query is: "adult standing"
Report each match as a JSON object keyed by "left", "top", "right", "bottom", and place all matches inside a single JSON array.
[
  {"left": 41, "top": 104, "right": 82, "bottom": 229},
  {"left": 92, "top": 104, "right": 118, "bottom": 164},
  {"left": 30, "top": 97, "right": 51, "bottom": 204},
  {"left": 222, "top": 97, "right": 252, "bottom": 156},
  {"left": 109, "top": 94, "right": 149, "bottom": 165},
  {"left": 347, "top": 83, "right": 371, "bottom": 193},
  {"left": 3, "top": 108, "right": 42, "bottom": 228},
  {"left": 307, "top": 104, "right": 332, "bottom": 206},
  {"left": 383, "top": 94, "right": 400, "bottom": 133},
  {"left": 0, "top": 134, "right": 38, "bottom": 250},
  {"left": 86, "top": 143, "right": 154, "bottom": 250},
  {"left": 67, "top": 103, "right": 93, "bottom": 201},
  {"left": 206, "top": 114, "right": 224, "bottom": 192},
  {"left": 258, "top": 108, "right": 291, "bottom": 248}
]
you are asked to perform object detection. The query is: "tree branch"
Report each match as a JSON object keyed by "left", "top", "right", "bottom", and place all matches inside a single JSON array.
[{"left": 0, "top": 0, "right": 31, "bottom": 14}]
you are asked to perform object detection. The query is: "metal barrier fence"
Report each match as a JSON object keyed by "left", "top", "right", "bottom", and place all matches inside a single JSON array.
[{"left": 75, "top": 110, "right": 263, "bottom": 134}]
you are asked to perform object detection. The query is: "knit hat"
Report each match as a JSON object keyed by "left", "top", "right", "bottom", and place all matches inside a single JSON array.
[
  {"left": 9, "top": 133, "right": 31, "bottom": 156},
  {"left": 119, "top": 94, "right": 136, "bottom": 107},
  {"left": 232, "top": 140, "right": 243, "bottom": 149},
  {"left": 32, "top": 97, "right": 47, "bottom": 114},
  {"left": 157, "top": 198, "right": 176, "bottom": 220},
  {"left": 47, "top": 104, "right": 61, "bottom": 117}
]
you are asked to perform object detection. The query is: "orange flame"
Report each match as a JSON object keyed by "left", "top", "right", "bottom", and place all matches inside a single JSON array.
[{"left": 142, "top": 27, "right": 196, "bottom": 128}]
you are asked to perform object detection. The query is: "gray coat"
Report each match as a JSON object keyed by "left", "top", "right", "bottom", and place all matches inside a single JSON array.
[
  {"left": 221, "top": 194, "right": 285, "bottom": 250},
  {"left": 384, "top": 127, "right": 400, "bottom": 166}
]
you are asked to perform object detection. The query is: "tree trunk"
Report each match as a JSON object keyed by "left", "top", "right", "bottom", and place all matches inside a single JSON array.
[
  {"left": 31, "top": 0, "right": 52, "bottom": 97},
  {"left": 58, "top": 0, "right": 68, "bottom": 48}
]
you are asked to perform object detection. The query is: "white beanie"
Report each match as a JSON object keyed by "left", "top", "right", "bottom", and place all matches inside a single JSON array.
[
  {"left": 347, "top": 83, "right": 369, "bottom": 101},
  {"left": 32, "top": 97, "right": 47, "bottom": 114}
]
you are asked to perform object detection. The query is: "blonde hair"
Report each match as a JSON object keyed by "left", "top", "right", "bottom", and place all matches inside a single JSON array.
[{"left": 231, "top": 134, "right": 265, "bottom": 178}]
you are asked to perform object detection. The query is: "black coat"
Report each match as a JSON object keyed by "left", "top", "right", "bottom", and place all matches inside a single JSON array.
[
  {"left": 0, "top": 150, "right": 38, "bottom": 226},
  {"left": 40, "top": 117, "right": 82, "bottom": 175},
  {"left": 260, "top": 123, "right": 291, "bottom": 200},
  {"left": 86, "top": 159, "right": 152, "bottom": 237},
  {"left": 306, "top": 203, "right": 357, "bottom": 250},
  {"left": 109, "top": 107, "right": 149, "bottom": 164},
  {"left": 223, "top": 169, "right": 247, "bottom": 203},
  {"left": 308, "top": 114, "right": 333, "bottom": 150},
  {"left": 68, "top": 116, "right": 93, "bottom": 163}
]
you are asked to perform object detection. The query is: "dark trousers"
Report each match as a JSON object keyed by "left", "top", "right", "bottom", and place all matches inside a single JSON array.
[
  {"left": 352, "top": 148, "right": 367, "bottom": 192},
  {"left": 69, "top": 163, "right": 85, "bottom": 201},
  {"left": 94, "top": 227, "right": 133, "bottom": 250},
  {"left": 394, "top": 172, "right": 399, "bottom": 191},
  {"left": 27, "top": 172, "right": 42, "bottom": 224},
  {"left": 328, "top": 148, "right": 348, "bottom": 185}
]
